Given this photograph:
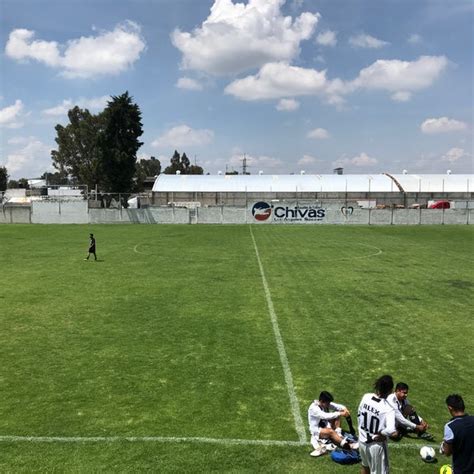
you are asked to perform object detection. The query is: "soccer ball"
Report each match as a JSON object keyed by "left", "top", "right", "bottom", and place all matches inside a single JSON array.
[
  {"left": 420, "top": 446, "right": 436, "bottom": 462},
  {"left": 439, "top": 465, "right": 452, "bottom": 474}
]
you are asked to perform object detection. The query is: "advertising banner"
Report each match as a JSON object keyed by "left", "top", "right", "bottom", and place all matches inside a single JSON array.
[{"left": 250, "top": 201, "right": 326, "bottom": 223}]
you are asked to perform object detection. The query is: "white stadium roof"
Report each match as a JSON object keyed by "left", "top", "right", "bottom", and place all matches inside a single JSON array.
[
  {"left": 152, "top": 174, "right": 473, "bottom": 193},
  {"left": 388, "top": 174, "right": 473, "bottom": 193}
]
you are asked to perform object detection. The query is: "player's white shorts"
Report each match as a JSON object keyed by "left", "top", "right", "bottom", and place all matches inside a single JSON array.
[{"left": 360, "top": 441, "right": 389, "bottom": 474}]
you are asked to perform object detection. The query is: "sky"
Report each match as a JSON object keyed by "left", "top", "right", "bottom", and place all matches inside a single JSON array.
[{"left": 0, "top": 0, "right": 473, "bottom": 179}]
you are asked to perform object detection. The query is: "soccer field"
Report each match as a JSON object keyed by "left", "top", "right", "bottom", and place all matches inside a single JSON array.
[{"left": 0, "top": 224, "right": 472, "bottom": 472}]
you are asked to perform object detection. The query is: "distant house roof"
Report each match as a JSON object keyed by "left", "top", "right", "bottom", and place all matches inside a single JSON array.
[{"left": 152, "top": 173, "right": 473, "bottom": 193}]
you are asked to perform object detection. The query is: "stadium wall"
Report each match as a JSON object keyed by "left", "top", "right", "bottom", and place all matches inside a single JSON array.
[
  {"left": 32, "top": 200, "right": 88, "bottom": 224},
  {"left": 0, "top": 201, "right": 472, "bottom": 224}
]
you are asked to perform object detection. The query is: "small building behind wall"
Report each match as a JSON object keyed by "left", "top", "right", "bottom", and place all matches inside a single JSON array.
[{"left": 151, "top": 173, "right": 473, "bottom": 208}]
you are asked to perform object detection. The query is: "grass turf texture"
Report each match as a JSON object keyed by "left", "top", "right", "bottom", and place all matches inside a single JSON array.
[{"left": 0, "top": 224, "right": 472, "bottom": 473}]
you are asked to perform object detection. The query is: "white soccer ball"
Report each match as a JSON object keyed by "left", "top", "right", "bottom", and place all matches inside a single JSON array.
[{"left": 420, "top": 446, "right": 436, "bottom": 462}]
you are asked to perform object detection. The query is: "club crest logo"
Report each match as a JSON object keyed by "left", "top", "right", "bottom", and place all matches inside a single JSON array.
[
  {"left": 252, "top": 201, "right": 272, "bottom": 221},
  {"left": 341, "top": 206, "right": 354, "bottom": 216}
]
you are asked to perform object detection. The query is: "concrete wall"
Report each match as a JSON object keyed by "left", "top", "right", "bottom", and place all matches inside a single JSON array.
[
  {"left": 88, "top": 207, "right": 190, "bottom": 224},
  {"left": 0, "top": 206, "right": 31, "bottom": 223},
  {"left": 32, "top": 200, "right": 88, "bottom": 224},
  {"left": 0, "top": 202, "right": 471, "bottom": 224}
]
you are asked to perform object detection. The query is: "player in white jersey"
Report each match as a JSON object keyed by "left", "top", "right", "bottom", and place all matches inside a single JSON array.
[
  {"left": 308, "top": 391, "right": 358, "bottom": 456},
  {"left": 386, "top": 382, "right": 433, "bottom": 440},
  {"left": 357, "top": 375, "right": 397, "bottom": 474}
]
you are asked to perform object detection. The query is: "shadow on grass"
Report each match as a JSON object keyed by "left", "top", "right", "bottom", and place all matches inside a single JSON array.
[{"left": 445, "top": 280, "right": 473, "bottom": 289}]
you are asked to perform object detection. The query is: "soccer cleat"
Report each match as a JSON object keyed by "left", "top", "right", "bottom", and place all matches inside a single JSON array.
[
  {"left": 310, "top": 446, "right": 326, "bottom": 457},
  {"left": 418, "top": 432, "right": 434, "bottom": 441}
]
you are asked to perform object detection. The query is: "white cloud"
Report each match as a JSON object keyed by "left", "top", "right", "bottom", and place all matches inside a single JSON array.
[
  {"left": 171, "top": 0, "right": 319, "bottom": 75},
  {"left": 227, "top": 151, "right": 283, "bottom": 171},
  {"left": 176, "top": 77, "right": 203, "bottom": 91},
  {"left": 5, "top": 21, "right": 146, "bottom": 79},
  {"left": 225, "top": 56, "right": 447, "bottom": 104},
  {"left": 225, "top": 62, "right": 329, "bottom": 100},
  {"left": 351, "top": 152, "right": 378, "bottom": 166},
  {"left": 297, "top": 154, "right": 321, "bottom": 166},
  {"left": 5, "top": 29, "right": 61, "bottom": 66},
  {"left": 350, "top": 55, "right": 448, "bottom": 99},
  {"left": 41, "top": 96, "right": 109, "bottom": 116},
  {"left": 442, "top": 147, "right": 468, "bottom": 162},
  {"left": 7, "top": 136, "right": 29, "bottom": 145},
  {"left": 316, "top": 30, "right": 337, "bottom": 47},
  {"left": 0, "top": 99, "right": 24, "bottom": 128},
  {"left": 307, "top": 127, "right": 329, "bottom": 139},
  {"left": 151, "top": 125, "right": 214, "bottom": 148},
  {"left": 4, "top": 136, "right": 52, "bottom": 176},
  {"left": 349, "top": 33, "right": 389, "bottom": 49},
  {"left": 334, "top": 152, "right": 378, "bottom": 168},
  {"left": 391, "top": 91, "right": 412, "bottom": 102},
  {"left": 408, "top": 34, "right": 422, "bottom": 44},
  {"left": 421, "top": 117, "right": 468, "bottom": 134},
  {"left": 276, "top": 98, "right": 300, "bottom": 111}
]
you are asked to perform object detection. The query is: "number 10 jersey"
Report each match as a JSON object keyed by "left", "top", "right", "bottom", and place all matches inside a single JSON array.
[{"left": 357, "top": 392, "right": 396, "bottom": 443}]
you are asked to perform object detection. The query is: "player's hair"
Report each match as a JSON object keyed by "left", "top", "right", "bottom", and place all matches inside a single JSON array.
[
  {"left": 374, "top": 375, "right": 394, "bottom": 398},
  {"left": 446, "top": 394, "right": 465, "bottom": 412},
  {"left": 395, "top": 382, "right": 409, "bottom": 391},
  {"left": 319, "top": 391, "right": 334, "bottom": 403}
]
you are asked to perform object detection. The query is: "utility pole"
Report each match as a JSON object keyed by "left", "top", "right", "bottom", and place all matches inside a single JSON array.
[{"left": 241, "top": 154, "right": 248, "bottom": 175}]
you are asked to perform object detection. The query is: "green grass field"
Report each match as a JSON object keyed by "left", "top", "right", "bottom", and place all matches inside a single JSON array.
[{"left": 0, "top": 224, "right": 472, "bottom": 473}]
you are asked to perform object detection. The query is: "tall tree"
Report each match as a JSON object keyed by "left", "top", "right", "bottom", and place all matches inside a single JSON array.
[
  {"left": 135, "top": 156, "right": 161, "bottom": 191},
  {"left": 163, "top": 150, "right": 204, "bottom": 175},
  {"left": 51, "top": 106, "right": 104, "bottom": 189},
  {"left": 99, "top": 92, "right": 143, "bottom": 192},
  {"left": 18, "top": 178, "right": 29, "bottom": 189},
  {"left": 181, "top": 152, "right": 190, "bottom": 172},
  {"left": 188, "top": 164, "right": 204, "bottom": 175},
  {"left": 164, "top": 150, "right": 181, "bottom": 174},
  {"left": 40, "top": 171, "right": 69, "bottom": 186},
  {"left": 0, "top": 166, "right": 8, "bottom": 191}
]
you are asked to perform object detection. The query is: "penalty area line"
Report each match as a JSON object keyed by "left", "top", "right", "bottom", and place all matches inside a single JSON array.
[{"left": 0, "top": 435, "right": 434, "bottom": 450}]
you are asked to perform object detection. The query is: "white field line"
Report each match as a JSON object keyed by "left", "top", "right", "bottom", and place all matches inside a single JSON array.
[
  {"left": 348, "top": 243, "right": 383, "bottom": 259},
  {"left": 0, "top": 435, "right": 302, "bottom": 446},
  {"left": 0, "top": 435, "right": 435, "bottom": 450},
  {"left": 249, "top": 225, "right": 307, "bottom": 443},
  {"left": 133, "top": 243, "right": 146, "bottom": 255}
]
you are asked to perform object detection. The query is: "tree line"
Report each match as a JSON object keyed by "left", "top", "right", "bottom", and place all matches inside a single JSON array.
[{"left": 0, "top": 91, "right": 203, "bottom": 193}]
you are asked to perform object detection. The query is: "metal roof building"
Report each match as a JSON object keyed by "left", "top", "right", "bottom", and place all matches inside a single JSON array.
[
  {"left": 151, "top": 173, "right": 473, "bottom": 207},
  {"left": 152, "top": 174, "right": 397, "bottom": 193},
  {"left": 388, "top": 174, "right": 472, "bottom": 193},
  {"left": 153, "top": 173, "right": 472, "bottom": 193}
]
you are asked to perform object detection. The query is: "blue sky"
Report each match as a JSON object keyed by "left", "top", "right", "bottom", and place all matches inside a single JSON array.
[{"left": 1, "top": 0, "right": 472, "bottom": 179}]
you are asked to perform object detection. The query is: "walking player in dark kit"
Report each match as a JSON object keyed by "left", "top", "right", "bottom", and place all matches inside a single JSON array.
[{"left": 85, "top": 233, "right": 97, "bottom": 260}]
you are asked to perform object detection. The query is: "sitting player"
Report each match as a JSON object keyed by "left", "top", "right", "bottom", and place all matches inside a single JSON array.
[
  {"left": 308, "top": 391, "right": 359, "bottom": 457},
  {"left": 387, "top": 382, "right": 434, "bottom": 441}
]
